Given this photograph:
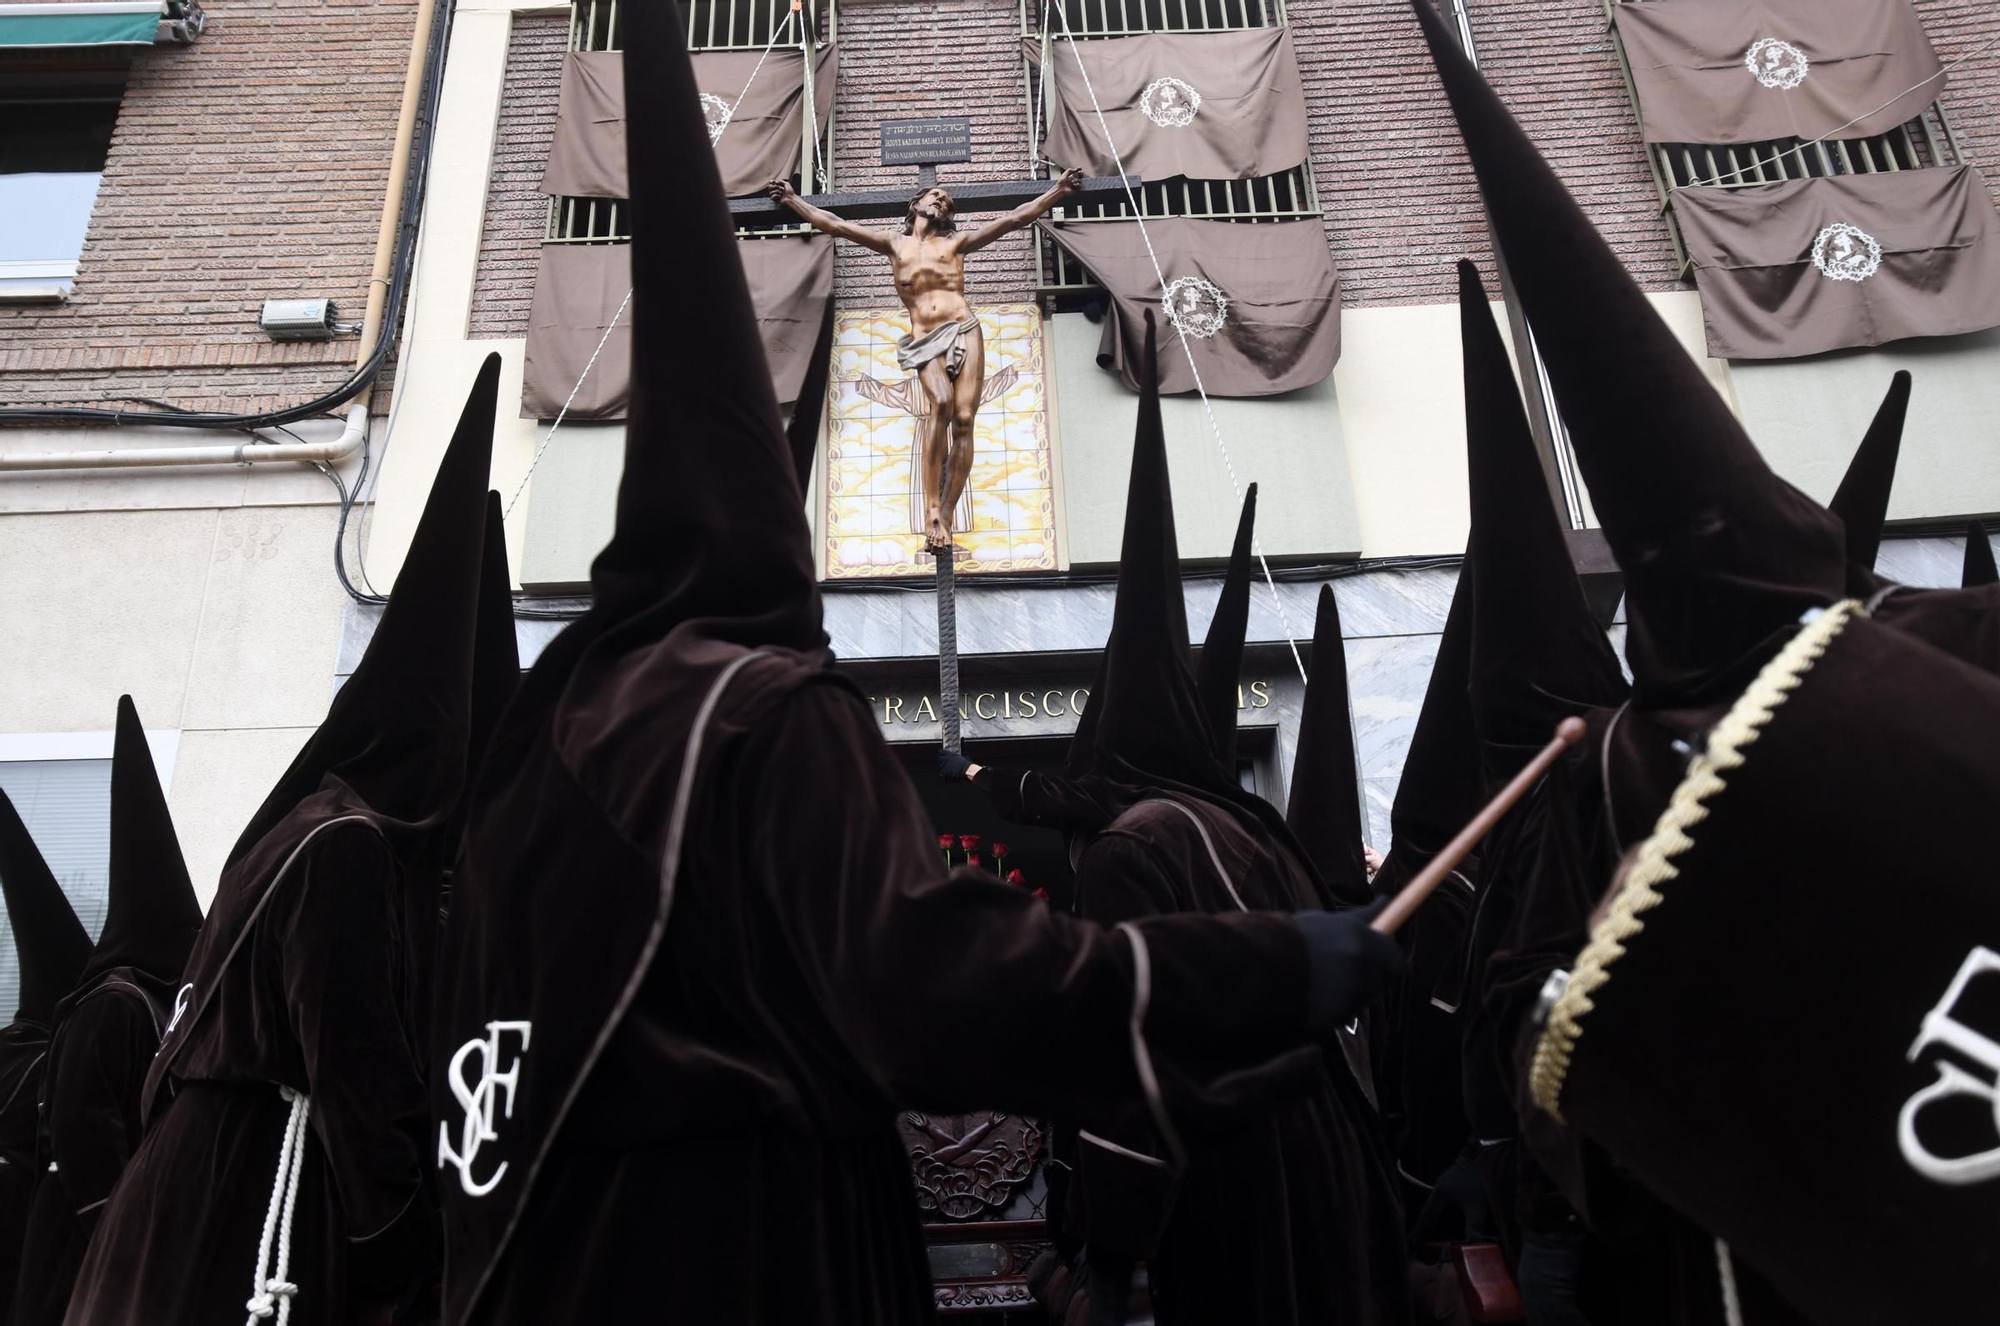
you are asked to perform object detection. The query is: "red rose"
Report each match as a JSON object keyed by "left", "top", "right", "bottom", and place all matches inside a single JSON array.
[
  {"left": 1032, "top": 888, "right": 1050, "bottom": 903},
  {"left": 959, "top": 835, "right": 980, "bottom": 852},
  {"left": 967, "top": 854, "right": 983, "bottom": 869},
  {"left": 993, "top": 843, "right": 1010, "bottom": 857},
  {"left": 938, "top": 834, "right": 954, "bottom": 850},
  {"left": 1007, "top": 868, "right": 1027, "bottom": 887}
]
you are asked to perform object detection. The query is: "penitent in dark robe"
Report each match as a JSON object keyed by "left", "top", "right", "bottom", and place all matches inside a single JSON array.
[
  {"left": 427, "top": 10, "right": 1398, "bottom": 1325},
  {"left": 1049, "top": 318, "right": 1408, "bottom": 1326},
  {"left": 0, "top": 792, "right": 93, "bottom": 1325},
  {"left": 65, "top": 362, "right": 519, "bottom": 1326},
  {"left": 15, "top": 698, "right": 199, "bottom": 1326},
  {"left": 1412, "top": 7, "right": 1832, "bottom": 1320}
]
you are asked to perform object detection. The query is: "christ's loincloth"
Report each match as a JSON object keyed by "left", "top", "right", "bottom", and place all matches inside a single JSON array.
[{"left": 896, "top": 316, "right": 980, "bottom": 381}]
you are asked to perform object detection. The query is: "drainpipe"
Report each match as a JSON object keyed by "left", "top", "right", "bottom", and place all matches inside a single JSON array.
[{"left": 0, "top": 0, "right": 439, "bottom": 473}]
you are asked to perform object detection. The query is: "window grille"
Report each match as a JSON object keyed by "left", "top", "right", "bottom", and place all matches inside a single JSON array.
[
  {"left": 1603, "top": 0, "right": 1966, "bottom": 278},
  {"left": 1019, "top": 0, "right": 1318, "bottom": 299},
  {"left": 548, "top": 0, "right": 835, "bottom": 244}
]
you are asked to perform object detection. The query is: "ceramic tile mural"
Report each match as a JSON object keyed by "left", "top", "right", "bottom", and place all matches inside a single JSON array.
[{"left": 823, "top": 304, "right": 1060, "bottom": 579}]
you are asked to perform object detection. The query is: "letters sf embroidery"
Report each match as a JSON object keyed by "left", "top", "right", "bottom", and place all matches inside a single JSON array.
[
  {"left": 438, "top": 1020, "right": 533, "bottom": 1197},
  {"left": 1900, "top": 947, "right": 2000, "bottom": 1185}
]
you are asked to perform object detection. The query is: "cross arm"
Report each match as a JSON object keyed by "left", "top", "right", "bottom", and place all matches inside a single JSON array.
[{"left": 729, "top": 174, "right": 1139, "bottom": 229}]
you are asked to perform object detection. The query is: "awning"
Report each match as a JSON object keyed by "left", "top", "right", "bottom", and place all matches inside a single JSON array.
[{"left": 0, "top": 3, "right": 172, "bottom": 48}]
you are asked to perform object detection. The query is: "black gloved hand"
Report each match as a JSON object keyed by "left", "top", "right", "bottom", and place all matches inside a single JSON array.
[
  {"left": 1296, "top": 897, "right": 1403, "bottom": 1037},
  {"left": 938, "top": 749, "right": 973, "bottom": 780}
]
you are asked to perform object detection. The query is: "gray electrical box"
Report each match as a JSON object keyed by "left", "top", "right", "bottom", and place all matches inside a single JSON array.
[{"left": 259, "top": 298, "right": 337, "bottom": 341}]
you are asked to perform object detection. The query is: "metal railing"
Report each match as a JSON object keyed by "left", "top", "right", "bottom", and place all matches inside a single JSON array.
[
  {"left": 1603, "top": 0, "right": 1966, "bottom": 277},
  {"left": 1019, "top": 0, "right": 1315, "bottom": 295},
  {"left": 549, "top": 0, "right": 835, "bottom": 243}
]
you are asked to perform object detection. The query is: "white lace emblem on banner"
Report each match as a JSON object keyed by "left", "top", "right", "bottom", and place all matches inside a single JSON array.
[
  {"left": 1745, "top": 38, "right": 1810, "bottom": 90},
  {"left": 1139, "top": 77, "right": 1201, "bottom": 128}
]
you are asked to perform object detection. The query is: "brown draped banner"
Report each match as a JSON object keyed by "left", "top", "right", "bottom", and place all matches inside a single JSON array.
[
  {"left": 1615, "top": 0, "right": 1942, "bottom": 145},
  {"left": 522, "top": 234, "right": 833, "bottom": 418},
  {"left": 541, "top": 44, "right": 837, "bottom": 200},
  {"left": 1671, "top": 165, "right": 2000, "bottom": 360},
  {"left": 1043, "top": 216, "right": 1340, "bottom": 396},
  {"left": 1035, "top": 27, "right": 1308, "bottom": 182}
]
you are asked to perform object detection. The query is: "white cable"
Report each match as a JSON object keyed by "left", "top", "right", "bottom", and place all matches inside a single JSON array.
[
  {"left": 244, "top": 1086, "right": 312, "bottom": 1326},
  {"left": 1046, "top": 0, "right": 1307, "bottom": 683},
  {"left": 506, "top": 6, "right": 799, "bottom": 519},
  {"left": 1673, "top": 29, "right": 2000, "bottom": 190}
]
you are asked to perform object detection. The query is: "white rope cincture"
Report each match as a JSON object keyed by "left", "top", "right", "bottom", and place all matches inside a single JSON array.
[
  {"left": 1715, "top": 1238, "right": 1745, "bottom": 1326},
  {"left": 1045, "top": 0, "right": 1307, "bottom": 684},
  {"left": 244, "top": 1086, "right": 311, "bottom": 1326},
  {"left": 506, "top": 5, "right": 802, "bottom": 518}
]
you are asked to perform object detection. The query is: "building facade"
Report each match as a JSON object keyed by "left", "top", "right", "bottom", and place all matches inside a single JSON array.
[{"left": 3, "top": 0, "right": 1999, "bottom": 1307}]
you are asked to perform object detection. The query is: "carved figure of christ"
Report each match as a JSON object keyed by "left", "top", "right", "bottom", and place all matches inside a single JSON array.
[{"left": 769, "top": 169, "right": 1083, "bottom": 550}]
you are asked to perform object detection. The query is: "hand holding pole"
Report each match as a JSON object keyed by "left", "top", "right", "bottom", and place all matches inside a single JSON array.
[{"left": 1371, "top": 716, "right": 1588, "bottom": 935}]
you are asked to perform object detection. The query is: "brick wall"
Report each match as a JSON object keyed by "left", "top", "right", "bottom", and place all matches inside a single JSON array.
[
  {"left": 0, "top": 0, "right": 420, "bottom": 414},
  {"left": 469, "top": 11, "right": 567, "bottom": 338},
  {"left": 467, "top": 0, "right": 2000, "bottom": 327}
]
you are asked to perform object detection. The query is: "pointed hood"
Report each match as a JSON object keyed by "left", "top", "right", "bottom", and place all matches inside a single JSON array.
[
  {"left": 1966, "top": 522, "right": 1998, "bottom": 588},
  {"left": 0, "top": 791, "right": 90, "bottom": 1026},
  {"left": 1196, "top": 483, "right": 1258, "bottom": 766},
  {"left": 1379, "top": 552, "right": 1484, "bottom": 886},
  {"left": 1415, "top": 1, "right": 1845, "bottom": 707},
  {"left": 1827, "top": 371, "right": 1911, "bottom": 576},
  {"left": 227, "top": 356, "right": 501, "bottom": 869},
  {"left": 583, "top": 0, "right": 822, "bottom": 658},
  {"left": 1086, "top": 312, "right": 1237, "bottom": 798},
  {"left": 786, "top": 301, "right": 837, "bottom": 493},
  {"left": 1459, "top": 260, "right": 1626, "bottom": 782},
  {"left": 468, "top": 491, "right": 520, "bottom": 784},
  {"left": 1286, "top": 585, "right": 1373, "bottom": 906},
  {"left": 79, "top": 696, "right": 201, "bottom": 989}
]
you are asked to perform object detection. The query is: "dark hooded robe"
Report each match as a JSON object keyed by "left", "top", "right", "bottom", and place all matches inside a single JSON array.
[
  {"left": 1409, "top": 8, "right": 1840, "bottom": 1320},
  {"left": 0, "top": 794, "right": 92, "bottom": 1326},
  {"left": 1966, "top": 521, "right": 1998, "bottom": 588},
  {"left": 1056, "top": 323, "right": 1407, "bottom": 1326},
  {"left": 15, "top": 699, "right": 200, "bottom": 1326},
  {"left": 65, "top": 365, "right": 518, "bottom": 1326},
  {"left": 1366, "top": 557, "right": 1484, "bottom": 1223},
  {"left": 1826, "top": 371, "right": 1911, "bottom": 590},
  {"left": 430, "top": 12, "right": 1391, "bottom": 1325},
  {"left": 1195, "top": 484, "right": 1257, "bottom": 769}
]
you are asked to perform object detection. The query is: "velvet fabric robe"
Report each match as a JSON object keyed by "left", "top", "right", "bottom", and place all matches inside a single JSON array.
[
  {"left": 439, "top": 659, "right": 1322, "bottom": 1326},
  {"left": 64, "top": 825, "right": 436, "bottom": 1326},
  {"left": 13, "top": 975, "right": 169, "bottom": 1326},
  {"left": 0, "top": 1023, "right": 50, "bottom": 1323},
  {"left": 1066, "top": 793, "right": 1410, "bottom": 1326}
]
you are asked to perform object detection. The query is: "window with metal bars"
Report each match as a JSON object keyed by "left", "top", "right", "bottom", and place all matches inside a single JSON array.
[
  {"left": 1603, "top": 0, "right": 1968, "bottom": 279},
  {"left": 546, "top": 0, "right": 836, "bottom": 245},
  {"left": 1019, "top": 0, "right": 1319, "bottom": 299}
]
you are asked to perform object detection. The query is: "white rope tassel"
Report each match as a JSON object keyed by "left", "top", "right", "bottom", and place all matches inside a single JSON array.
[
  {"left": 1714, "top": 1239, "right": 1746, "bottom": 1326},
  {"left": 245, "top": 1086, "right": 312, "bottom": 1326}
]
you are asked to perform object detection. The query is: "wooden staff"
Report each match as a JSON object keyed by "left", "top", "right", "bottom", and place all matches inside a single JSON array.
[{"left": 1372, "top": 716, "right": 1587, "bottom": 935}]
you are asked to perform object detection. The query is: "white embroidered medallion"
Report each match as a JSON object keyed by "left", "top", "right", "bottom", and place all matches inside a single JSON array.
[
  {"left": 1139, "top": 77, "right": 1201, "bottom": 128},
  {"left": 437, "top": 1020, "right": 533, "bottom": 1197},
  {"left": 1812, "top": 222, "right": 1883, "bottom": 283},
  {"left": 1899, "top": 947, "right": 2000, "bottom": 1186},
  {"left": 1744, "top": 38, "right": 1809, "bottom": 90},
  {"left": 1163, "top": 276, "right": 1230, "bottom": 339},
  {"left": 700, "top": 92, "right": 733, "bottom": 144}
]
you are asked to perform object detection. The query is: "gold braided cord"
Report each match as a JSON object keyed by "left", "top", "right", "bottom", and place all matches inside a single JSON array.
[{"left": 1527, "top": 600, "right": 1862, "bottom": 1120}]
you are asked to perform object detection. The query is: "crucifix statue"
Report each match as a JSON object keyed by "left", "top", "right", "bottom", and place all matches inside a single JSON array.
[{"left": 767, "top": 168, "right": 1083, "bottom": 549}]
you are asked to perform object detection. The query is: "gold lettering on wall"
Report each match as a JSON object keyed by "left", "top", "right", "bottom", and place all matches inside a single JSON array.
[{"left": 867, "top": 681, "right": 1269, "bottom": 726}]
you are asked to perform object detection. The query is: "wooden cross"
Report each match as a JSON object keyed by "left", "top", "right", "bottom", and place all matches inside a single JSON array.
[{"left": 746, "top": 141, "right": 1137, "bottom": 757}]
